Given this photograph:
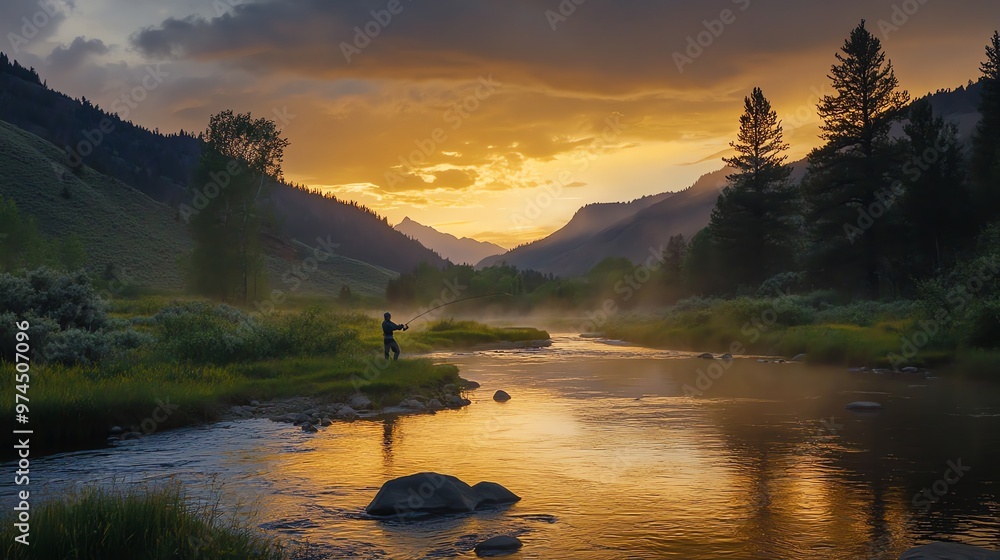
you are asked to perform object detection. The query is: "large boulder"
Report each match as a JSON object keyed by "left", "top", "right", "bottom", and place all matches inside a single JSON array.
[
  {"left": 899, "top": 542, "right": 1000, "bottom": 559},
  {"left": 366, "top": 473, "right": 519, "bottom": 518},
  {"left": 474, "top": 535, "right": 523, "bottom": 557},
  {"left": 472, "top": 482, "right": 521, "bottom": 506},
  {"left": 366, "top": 472, "right": 479, "bottom": 517}
]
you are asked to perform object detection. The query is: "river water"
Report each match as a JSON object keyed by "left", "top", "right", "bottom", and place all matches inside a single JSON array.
[{"left": 5, "top": 335, "right": 1000, "bottom": 559}]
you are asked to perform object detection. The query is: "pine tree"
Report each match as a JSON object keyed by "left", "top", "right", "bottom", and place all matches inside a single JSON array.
[
  {"left": 971, "top": 31, "right": 1000, "bottom": 224},
  {"left": 707, "top": 87, "right": 798, "bottom": 291},
  {"left": 802, "top": 20, "right": 910, "bottom": 297},
  {"left": 897, "top": 100, "right": 970, "bottom": 277}
]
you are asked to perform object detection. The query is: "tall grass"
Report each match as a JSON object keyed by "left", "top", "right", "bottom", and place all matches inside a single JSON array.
[
  {"left": 0, "top": 484, "right": 286, "bottom": 560},
  {"left": 603, "top": 293, "right": 971, "bottom": 368}
]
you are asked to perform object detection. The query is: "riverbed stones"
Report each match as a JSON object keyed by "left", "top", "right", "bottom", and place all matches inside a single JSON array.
[
  {"left": 448, "top": 395, "right": 472, "bottom": 407},
  {"left": 366, "top": 472, "right": 519, "bottom": 518},
  {"left": 399, "top": 399, "right": 426, "bottom": 410},
  {"left": 474, "top": 535, "right": 523, "bottom": 557},
  {"left": 698, "top": 352, "right": 715, "bottom": 359},
  {"left": 902, "top": 366, "right": 920, "bottom": 373},
  {"left": 720, "top": 353, "right": 734, "bottom": 360},
  {"left": 427, "top": 399, "right": 444, "bottom": 409},
  {"left": 350, "top": 395, "right": 373, "bottom": 410},
  {"left": 846, "top": 401, "right": 883, "bottom": 411},
  {"left": 109, "top": 426, "right": 123, "bottom": 435},
  {"left": 462, "top": 380, "right": 482, "bottom": 389},
  {"left": 899, "top": 542, "right": 1000, "bottom": 559},
  {"left": 320, "top": 417, "right": 332, "bottom": 427},
  {"left": 302, "top": 423, "right": 318, "bottom": 433},
  {"left": 336, "top": 406, "right": 359, "bottom": 420},
  {"left": 493, "top": 390, "right": 511, "bottom": 402}
]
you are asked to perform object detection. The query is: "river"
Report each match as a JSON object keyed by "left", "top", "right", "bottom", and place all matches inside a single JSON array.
[{"left": 5, "top": 335, "right": 1000, "bottom": 559}]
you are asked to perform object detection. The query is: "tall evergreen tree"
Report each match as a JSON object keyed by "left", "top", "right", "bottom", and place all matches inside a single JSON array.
[
  {"left": 802, "top": 20, "right": 910, "bottom": 297},
  {"left": 188, "top": 111, "right": 289, "bottom": 302},
  {"left": 707, "top": 87, "right": 798, "bottom": 291},
  {"left": 898, "top": 100, "right": 970, "bottom": 278},
  {"left": 970, "top": 31, "right": 1000, "bottom": 224}
]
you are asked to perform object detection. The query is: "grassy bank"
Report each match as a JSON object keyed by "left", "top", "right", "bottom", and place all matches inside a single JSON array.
[
  {"left": 0, "top": 282, "right": 550, "bottom": 454},
  {"left": 602, "top": 294, "right": 998, "bottom": 372},
  {"left": 1, "top": 484, "right": 287, "bottom": 560}
]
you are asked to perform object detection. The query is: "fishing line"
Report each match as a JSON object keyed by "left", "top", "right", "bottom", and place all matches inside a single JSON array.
[{"left": 405, "top": 292, "right": 512, "bottom": 325}]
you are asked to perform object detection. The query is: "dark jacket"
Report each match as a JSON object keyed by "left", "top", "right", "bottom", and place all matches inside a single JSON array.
[{"left": 382, "top": 319, "right": 405, "bottom": 339}]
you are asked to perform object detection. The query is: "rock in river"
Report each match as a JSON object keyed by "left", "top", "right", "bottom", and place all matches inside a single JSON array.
[
  {"left": 366, "top": 472, "right": 518, "bottom": 518},
  {"left": 846, "top": 401, "right": 883, "bottom": 411},
  {"left": 474, "top": 535, "right": 523, "bottom": 557},
  {"left": 698, "top": 352, "right": 715, "bottom": 359},
  {"left": 472, "top": 481, "right": 521, "bottom": 506},
  {"left": 899, "top": 542, "right": 1000, "bottom": 559},
  {"left": 493, "top": 390, "right": 511, "bottom": 402}
]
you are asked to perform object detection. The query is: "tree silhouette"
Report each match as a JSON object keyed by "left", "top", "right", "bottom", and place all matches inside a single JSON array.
[
  {"left": 707, "top": 87, "right": 798, "bottom": 291},
  {"left": 803, "top": 20, "right": 910, "bottom": 297}
]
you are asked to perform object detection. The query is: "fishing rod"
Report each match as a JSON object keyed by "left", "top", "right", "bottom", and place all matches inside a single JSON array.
[{"left": 405, "top": 292, "right": 512, "bottom": 325}]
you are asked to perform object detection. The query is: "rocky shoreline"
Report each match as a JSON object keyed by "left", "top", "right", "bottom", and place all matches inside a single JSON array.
[{"left": 106, "top": 379, "right": 482, "bottom": 442}]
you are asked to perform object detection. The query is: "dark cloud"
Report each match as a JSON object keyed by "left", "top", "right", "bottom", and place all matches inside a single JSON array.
[
  {"left": 129, "top": 0, "right": 999, "bottom": 95},
  {"left": 48, "top": 36, "right": 108, "bottom": 69},
  {"left": 2, "top": 0, "right": 73, "bottom": 52}
]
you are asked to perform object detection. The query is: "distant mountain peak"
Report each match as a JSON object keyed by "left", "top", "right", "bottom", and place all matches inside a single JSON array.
[{"left": 395, "top": 218, "right": 505, "bottom": 265}]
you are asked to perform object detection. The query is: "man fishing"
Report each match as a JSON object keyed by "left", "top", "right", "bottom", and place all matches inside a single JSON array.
[{"left": 382, "top": 312, "right": 408, "bottom": 361}]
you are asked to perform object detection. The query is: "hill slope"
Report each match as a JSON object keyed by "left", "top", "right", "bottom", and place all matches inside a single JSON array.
[
  {"left": 0, "top": 53, "right": 445, "bottom": 275},
  {"left": 477, "top": 191, "right": 673, "bottom": 273},
  {"left": 0, "top": 120, "right": 396, "bottom": 296},
  {"left": 394, "top": 217, "right": 505, "bottom": 265}
]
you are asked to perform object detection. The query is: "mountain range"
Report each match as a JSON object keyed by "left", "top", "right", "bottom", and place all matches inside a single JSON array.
[
  {"left": 478, "top": 82, "right": 983, "bottom": 277},
  {"left": 394, "top": 217, "right": 505, "bottom": 265}
]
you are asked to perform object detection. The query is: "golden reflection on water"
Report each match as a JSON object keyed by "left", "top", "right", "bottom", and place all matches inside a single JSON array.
[
  {"left": 234, "top": 338, "right": 999, "bottom": 558},
  {"left": 14, "top": 336, "right": 999, "bottom": 559}
]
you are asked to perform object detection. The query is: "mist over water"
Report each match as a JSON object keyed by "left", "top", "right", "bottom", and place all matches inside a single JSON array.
[{"left": 6, "top": 336, "right": 1000, "bottom": 559}]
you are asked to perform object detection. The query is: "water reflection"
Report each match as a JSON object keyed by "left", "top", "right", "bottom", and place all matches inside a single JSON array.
[{"left": 3, "top": 336, "right": 1000, "bottom": 559}]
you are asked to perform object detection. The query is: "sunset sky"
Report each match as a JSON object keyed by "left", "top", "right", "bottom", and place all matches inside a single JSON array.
[{"left": 3, "top": 0, "right": 998, "bottom": 246}]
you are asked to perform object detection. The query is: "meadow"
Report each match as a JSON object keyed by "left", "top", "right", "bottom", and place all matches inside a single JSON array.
[
  {"left": 603, "top": 292, "right": 1000, "bottom": 372},
  {"left": 0, "top": 271, "right": 549, "bottom": 455}
]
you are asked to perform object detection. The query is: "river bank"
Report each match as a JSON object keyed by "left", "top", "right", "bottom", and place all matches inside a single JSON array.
[
  {"left": 0, "top": 293, "right": 550, "bottom": 457},
  {"left": 598, "top": 294, "right": 1000, "bottom": 374}
]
